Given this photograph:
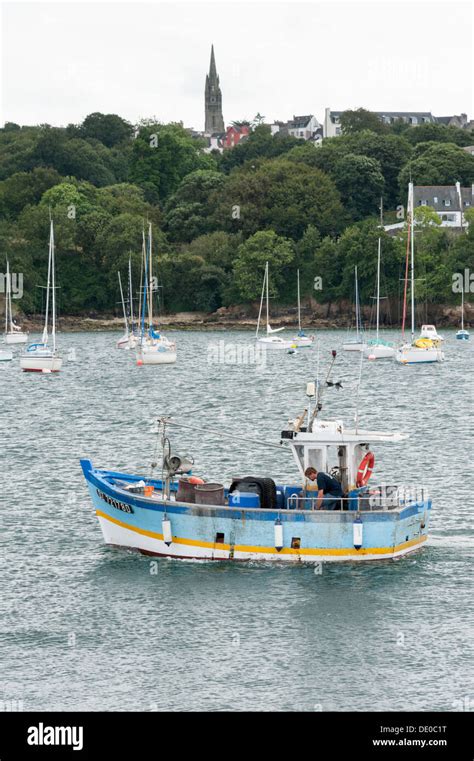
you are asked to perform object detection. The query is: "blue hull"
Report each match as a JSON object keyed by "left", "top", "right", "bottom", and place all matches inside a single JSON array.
[{"left": 81, "top": 460, "right": 431, "bottom": 563}]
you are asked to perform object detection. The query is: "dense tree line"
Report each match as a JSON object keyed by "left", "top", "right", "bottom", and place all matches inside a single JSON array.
[{"left": 0, "top": 109, "right": 473, "bottom": 317}]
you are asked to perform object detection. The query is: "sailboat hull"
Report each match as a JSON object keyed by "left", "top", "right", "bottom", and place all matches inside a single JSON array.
[
  {"left": 342, "top": 342, "right": 367, "bottom": 352},
  {"left": 456, "top": 330, "right": 469, "bottom": 340},
  {"left": 395, "top": 345, "right": 444, "bottom": 364},
  {"left": 256, "top": 336, "right": 297, "bottom": 350},
  {"left": 136, "top": 340, "right": 177, "bottom": 365},
  {"left": 20, "top": 350, "right": 62, "bottom": 372},
  {"left": 364, "top": 344, "right": 395, "bottom": 359},
  {"left": 4, "top": 332, "right": 28, "bottom": 345}
]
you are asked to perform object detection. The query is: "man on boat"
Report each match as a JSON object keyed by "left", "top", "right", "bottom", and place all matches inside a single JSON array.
[{"left": 304, "top": 467, "right": 343, "bottom": 510}]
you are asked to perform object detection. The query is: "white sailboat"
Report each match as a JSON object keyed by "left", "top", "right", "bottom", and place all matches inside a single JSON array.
[
  {"left": 117, "top": 259, "right": 139, "bottom": 349},
  {"left": 256, "top": 261, "right": 295, "bottom": 350},
  {"left": 3, "top": 259, "right": 28, "bottom": 344},
  {"left": 116, "top": 270, "right": 130, "bottom": 349},
  {"left": 20, "top": 219, "right": 62, "bottom": 373},
  {"left": 0, "top": 348, "right": 13, "bottom": 361},
  {"left": 136, "top": 223, "right": 176, "bottom": 365},
  {"left": 364, "top": 239, "right": 395, "bottom": 359},
  {"left": 456, "top": 289, "right": 469, "bottom": 339},
  {"left": 291, "top": 269, "right": 314, "bottom": 348},
  {"left": 342, "top": 266, "right": 367, "bottom": 352},
  {"left": 395, "top": 183, "right": 444, "bottom": 365}
]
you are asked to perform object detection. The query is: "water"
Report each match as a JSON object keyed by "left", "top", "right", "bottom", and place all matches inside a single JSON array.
[{"left": 1, "top": 330, "right": 473, "bottom": 711}]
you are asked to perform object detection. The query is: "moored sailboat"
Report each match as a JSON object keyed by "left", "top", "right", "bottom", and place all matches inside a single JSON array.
[
  {"left": 3, "top": 259, "right": 28, "bottom": 345},
  {"left": 136, "top": 223, "right": 176, "bottom": 365},
  {"left": 342, "top": 266, "right": 367, "bottom": 352},
  {"left": 456, "top": 289, "right": 470, "bottom": 340},
  {"left": 364, "top": 239, "right": 395, "bottom": 359},
  {"left": 20, "top": 219, "right": 62, "bottom": 373},
  {"left": 395, "top": 183, "right": 444, "bottom": 365},
  {"left": 256, "top": 261, "right": 295, "bottom": 350},
  {"left": 291, "top": 269, "right": 315, "bottom": 348}
]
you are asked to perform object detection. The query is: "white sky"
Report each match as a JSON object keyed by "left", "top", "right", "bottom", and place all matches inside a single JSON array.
[{"left": 0, "top": 0, "right": 472, "bottom": 130}]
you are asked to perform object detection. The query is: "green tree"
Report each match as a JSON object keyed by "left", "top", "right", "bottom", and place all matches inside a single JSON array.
[
  {"left": 220, "top": 124, "right": 299, "bottom": 173},
  {"left": 233, "top": 230, "right": 294, "bottom": 301},
  {"left": 333, "top": 154, "right": 385, "bottom": 219},
  {"left": 339, "top": 108, "right": 388, "bottom": 135},
  {"left": 79, "top": 112, "right": 134, "bottom": 147},
  {"left": 164, "top": 170, "right": 225, "bottom": 242},
  {"left": 0, "top": 167, "right": 62, "bottom": 218},
  {"left": 399, "top": 143, "right": 474, "bottom": 189},
  {"left": 129, "top": 123, "right": 216, "bottom": 203}
]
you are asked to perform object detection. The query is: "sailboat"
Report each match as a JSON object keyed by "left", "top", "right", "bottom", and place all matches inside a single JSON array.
[
  {"left": 20, "top": 218, "right": 62, "bottom": 373},
  {"left": 395, "top": 183, "right": 444, "bottom": 364},
  {"left": 290, "top": 269, "right": 314, "bottom": 348},
  {"left": 456, "top": 289, "right": 469, "bottom": 340},
  {"left": 117, "top": 259, "right": 139, "bottom": 349},
  {"left": 364, "top": 239, "right": 395, "bottom": 359},
  {"left": 256, "top": 262, "right": 295, "bottom": 350},
  {"left": 136, "top": 223, "right": 176, "bottom": 365},
  {"left": 342, "top": 266, "right": 367, "bottom": 352},
  {"left": 116, "top": 270, "right": 130, "bottom": 349},
  {"left": 3, "top": 259, "right": 28, "bottom": 344}
]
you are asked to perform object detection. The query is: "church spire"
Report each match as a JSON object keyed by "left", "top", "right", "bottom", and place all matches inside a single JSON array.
[{"left": 205, "top": 44, "right": 224, "bottom": 135}]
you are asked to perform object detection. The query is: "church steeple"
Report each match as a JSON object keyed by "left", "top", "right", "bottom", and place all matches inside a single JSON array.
[{"left": 205, "top": 44, "right": 224, "bottom": 134}]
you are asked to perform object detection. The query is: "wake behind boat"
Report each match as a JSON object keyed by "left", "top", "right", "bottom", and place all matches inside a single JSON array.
[{"left": 81, "top": 353, "right": 430, "bottom": 563}]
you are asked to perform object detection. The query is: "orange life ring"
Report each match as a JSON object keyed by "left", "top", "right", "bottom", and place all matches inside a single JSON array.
[
  {"left": 188, "top": 476, "right": 205, "bottom": 485},
  {"left": 356, "top": 452, "right": 375, "bottom": 487}
]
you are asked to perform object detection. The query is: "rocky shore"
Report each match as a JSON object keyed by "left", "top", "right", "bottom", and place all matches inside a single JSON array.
[{"left": 10, "top": 299, "right": 472, "bottom": 332}]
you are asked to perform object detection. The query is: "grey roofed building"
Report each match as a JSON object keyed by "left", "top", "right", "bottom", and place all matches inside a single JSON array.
[
  {"left": 414, "top": 185, "right": 472, "bottom": 212},
  {"left": 287, "top": 115, "right": 315, "bottom": 129}
]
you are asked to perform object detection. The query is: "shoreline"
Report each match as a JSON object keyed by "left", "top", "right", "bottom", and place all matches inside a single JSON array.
[{"left": 7, "top": 302, "right": 472, "bottom": 333}]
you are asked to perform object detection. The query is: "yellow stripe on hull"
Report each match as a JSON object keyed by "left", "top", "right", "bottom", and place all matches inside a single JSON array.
[{"left": 96, "top": 509, "right": 427, "bottom": 559}]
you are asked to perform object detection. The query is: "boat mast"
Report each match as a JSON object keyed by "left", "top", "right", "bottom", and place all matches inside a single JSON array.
[
  {"left": 5, "top": 259, "right": 11, "bottom": 333},
  {"left": 256, "top": 263, "right": 266, "bottom": 338},
  {"left": 461, "top": 288, "right": 464, "bottom": 331},
  {"left": 128, "top": 257, "right": 134, "bottom": 333},
  {"left": 118, "top": 271, "right": 128, "bottom": 337},
  {"left": 376, "top": 238, "right": 381, "bottom": 342},
  {"left": 409, "top": 181, "right": 415, "bottom": 341},
  {"left": 42, "top": 218, "right": 53, "bottom": 346},
  {"left": 140, "top": 228, "right": 148, "bottom": 340},
  {"left": 147, "top": 222, "right": 153, "bottom": 330},
  {"left": 297, "top": 269, "right": 301, "bottom": 333},
  {"left": 51, "top": 218, "right": 56, "bottom": 353},
  {"left": 355, "top": 266, "right": 360, "bottom": 339},
  {"left": 265, "top": 260, "right": 270, "bottom": 333}
]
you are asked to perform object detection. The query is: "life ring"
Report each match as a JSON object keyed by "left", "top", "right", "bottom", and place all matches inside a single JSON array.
[{"left": 356, "top": 452, "right": 375, "bottom": 487}]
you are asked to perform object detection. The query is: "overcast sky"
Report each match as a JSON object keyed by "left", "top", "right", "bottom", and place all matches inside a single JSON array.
[{"left": 1, "top": 0, "right": 472, "bottom": 129}]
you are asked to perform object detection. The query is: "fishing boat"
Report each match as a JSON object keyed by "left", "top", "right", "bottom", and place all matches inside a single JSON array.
[
  {"left": 290, "top": 269, "right": 315, "bottom": 348},
  {"left": 395, "top": 184, "right": 444, "bottom": 365},
  {"left": 136, "top": 223, "right": 176, "bottom": 365},
  {"left": 19, "top": 219, "right": 62, "bottom": 373},
  {"left": 3, "top": 260, "right": 28, "bottom": 344},
  {"left": 456, "top": 289, "right": 469, "bottom": 340},
  {"left": 364, "top": 239, "right": 395, "bottom": 360},
  {"left": 342, "top": 266, "right": 367, "bottom": 352},
  {"left": 81, "top": 352, "right": 431, "bottom": 563}
]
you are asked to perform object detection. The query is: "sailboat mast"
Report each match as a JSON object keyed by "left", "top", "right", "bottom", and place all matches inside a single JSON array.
[
  {"left": 5, "top": 259, "right": 11, "bottom": 333},
  {"left": 409, "top": 182, "right": 415, "bottom": 341},
  {"left": 128, "top": 257, "right": 134, "bottom": 332},
  {"left": 42, "top": 219, "right": 53, "bottom": 346},
  {"left": 148, "top": 222, "right": 153, "bottom": 329},
  {"left": 461, "top": 289, "right": 464, "bottom": 331},
  {"left": 355, "top": 266, "right": 360, "bottom": 338},
  {"left": 297, "top": 269, "right": 301, "bottom": 333},
  {"left": 256, "top": 264, "right": 266, "bottom": 338},
  {"left": 376, "top": 239, "right": 381, "bottom": 342},
  {"left": 51, "top": 219, "right": 56, "bottom": 353},
  {"left": 265, "top": 261, "right": 269, "bottom": 332},
  {"left": 118, "top": 271, "right": 128, "bottom": 337}
]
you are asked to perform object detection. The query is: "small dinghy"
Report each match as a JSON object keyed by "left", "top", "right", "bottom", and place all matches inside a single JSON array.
[{"left": 81, "top": 352, "right": 431, "bottom": 564}]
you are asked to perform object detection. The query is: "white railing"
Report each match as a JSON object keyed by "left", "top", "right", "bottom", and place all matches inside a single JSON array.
[{"left": 287, "top": 486, "right": 428, "bottom": 511}]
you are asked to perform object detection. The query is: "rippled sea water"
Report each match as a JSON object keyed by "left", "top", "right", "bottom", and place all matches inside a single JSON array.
[{"left": 1, "top": 329, "right": 473, "bottom": 711}]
